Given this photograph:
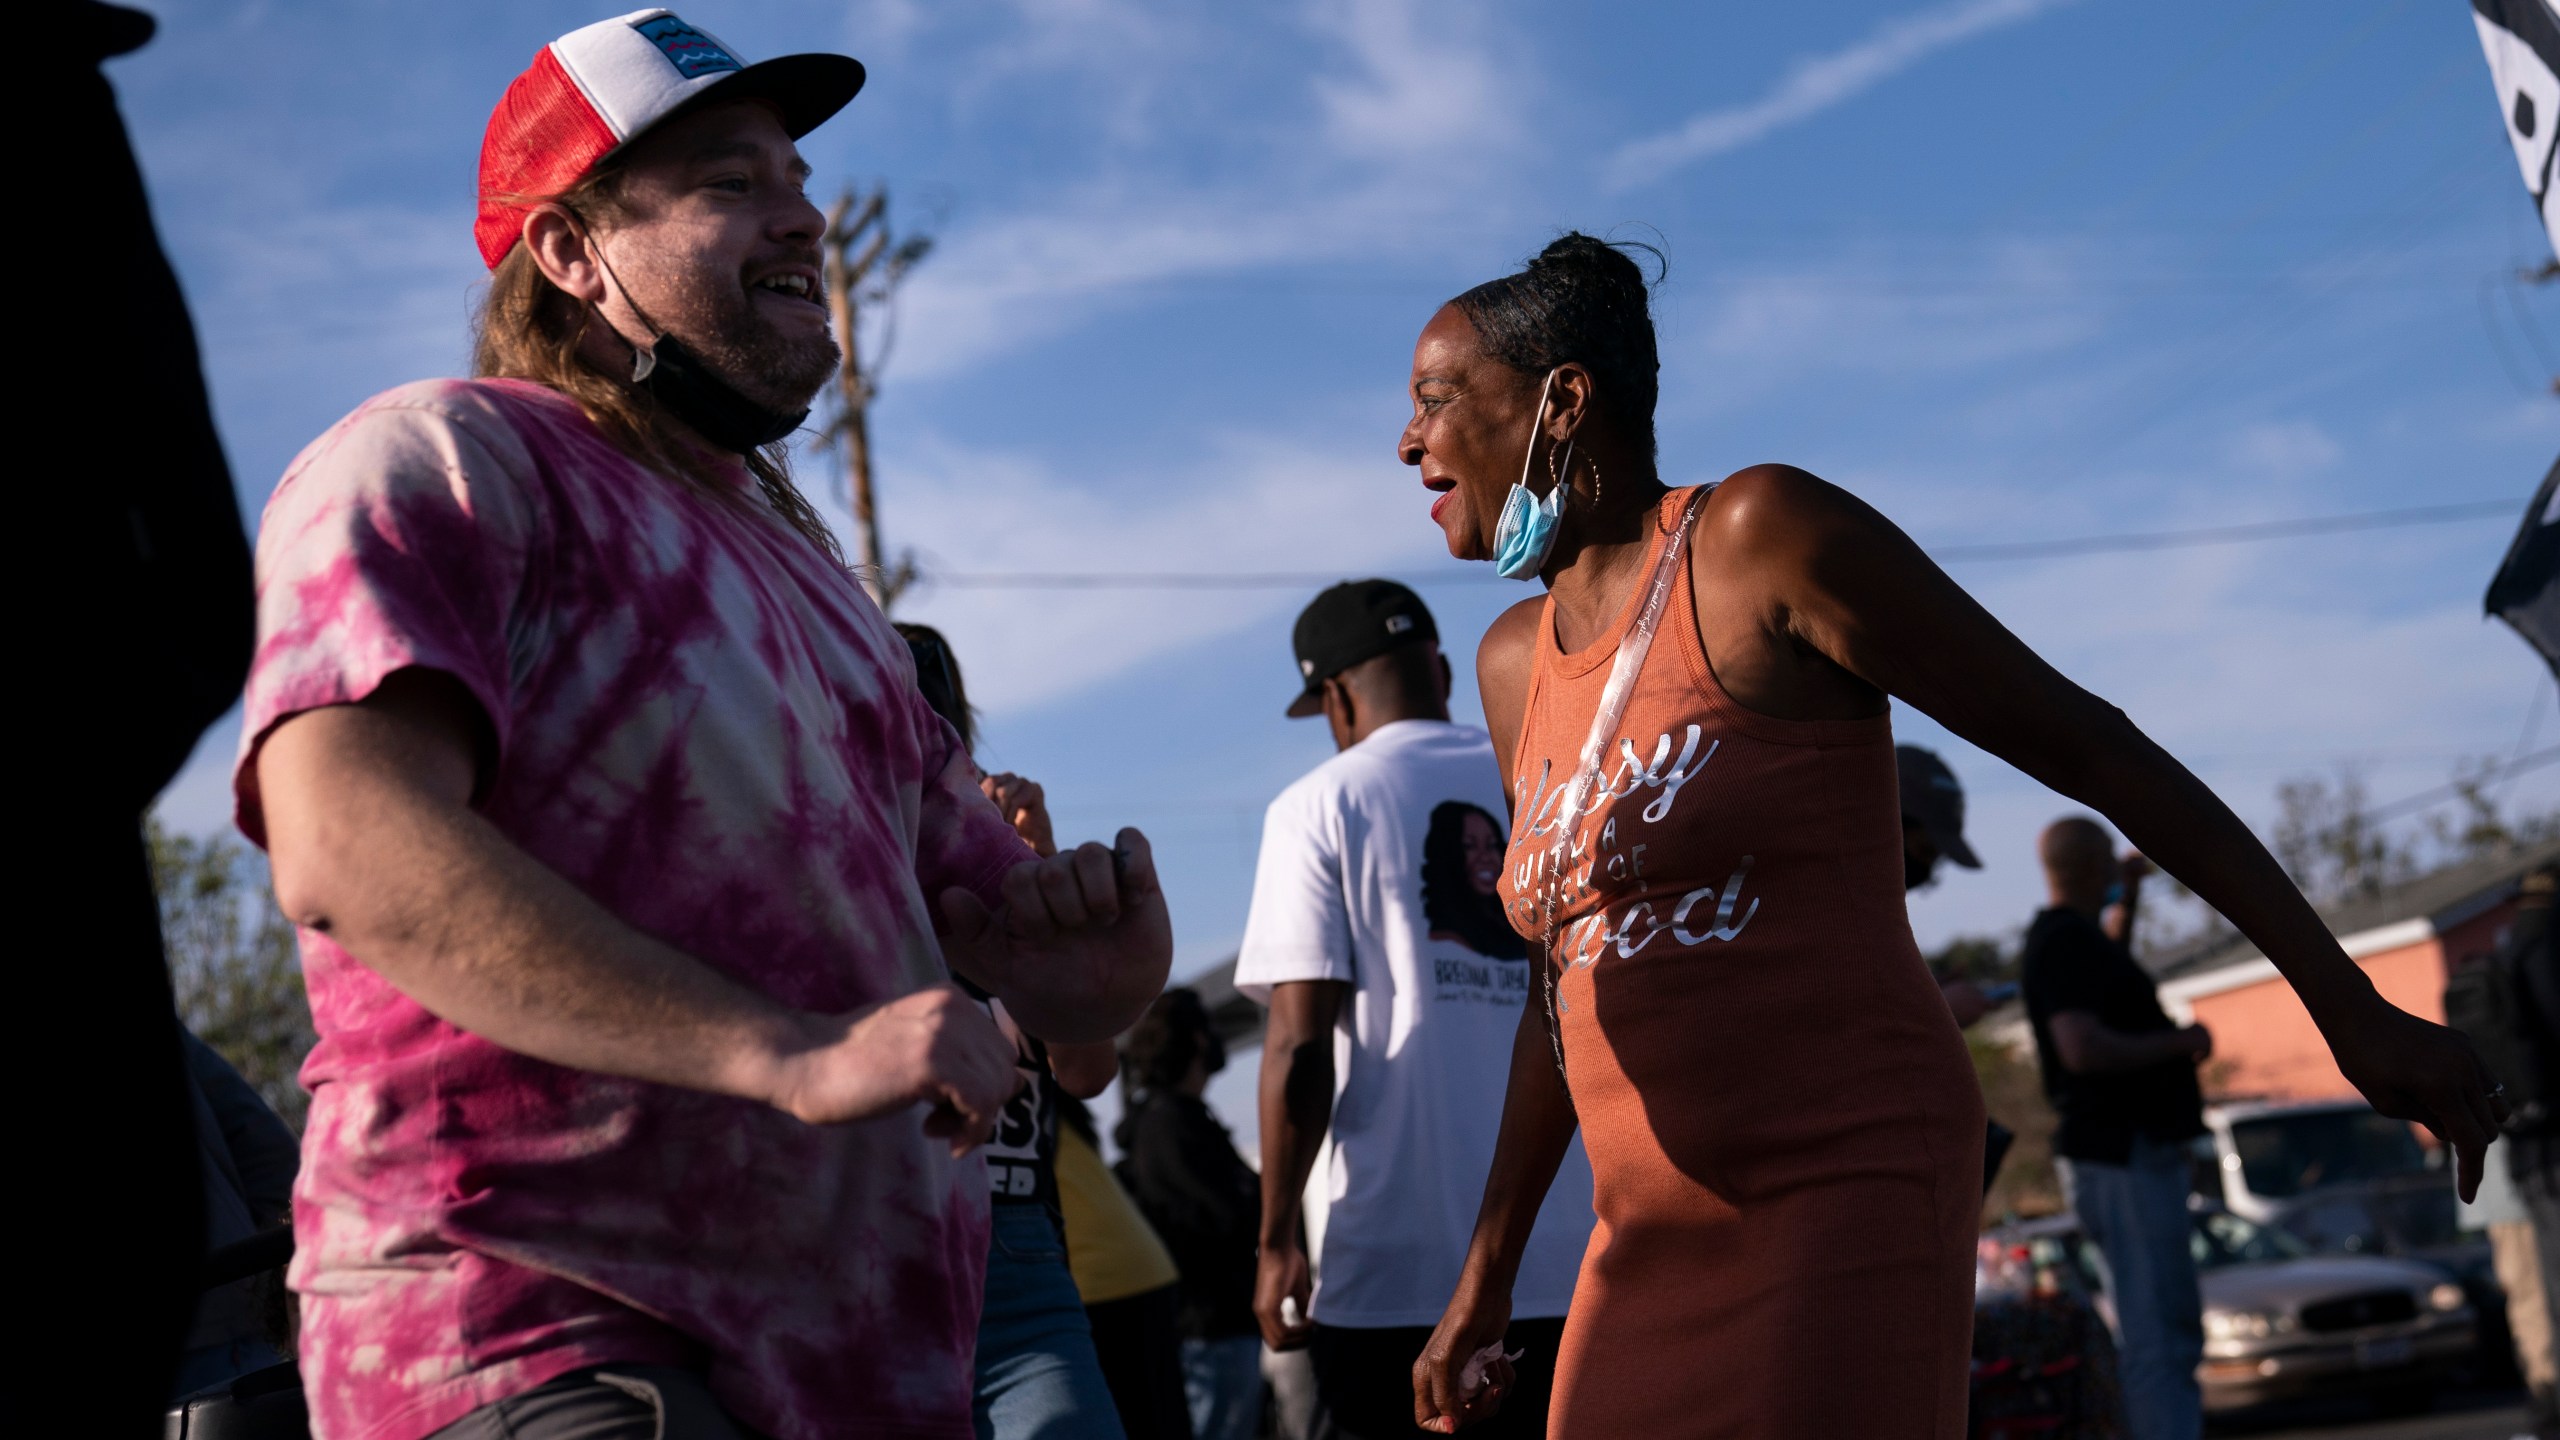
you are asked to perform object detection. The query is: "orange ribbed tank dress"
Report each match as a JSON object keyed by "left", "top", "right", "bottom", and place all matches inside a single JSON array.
[{"left": 1498, "top": 486, "right": 1984, "bottom": 1439}]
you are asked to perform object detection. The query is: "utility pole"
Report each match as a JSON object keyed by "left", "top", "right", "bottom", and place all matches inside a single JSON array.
[{"left": 821, "top": 184, "right": 933, "bottom": 608}]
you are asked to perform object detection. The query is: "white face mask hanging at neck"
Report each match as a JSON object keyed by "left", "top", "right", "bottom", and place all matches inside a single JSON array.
[{"left": 1491, "top": 369, "right": 1574, "bottom": 581}]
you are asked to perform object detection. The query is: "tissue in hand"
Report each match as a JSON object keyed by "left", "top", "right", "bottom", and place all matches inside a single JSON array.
[{"left": 1458, "top": 1342, "right": 1524, "bottom": 1399}]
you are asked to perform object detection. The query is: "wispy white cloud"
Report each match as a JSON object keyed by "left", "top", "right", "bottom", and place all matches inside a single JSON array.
[
  {"left": 926, "top": 0, "right": 1214, "bottom": 144},
  {"left": 891, "top": 190, "right": 1352, "bottom": 380},
  {"left": 888, "top": 178, "right": 1482, "bottom": 381},
  {"left": 851, "top": 423, "right": 1453, "bottom": 713},
  {"left": 885, "top": 0, "right": 1532, "bottom": 380},
  {"left": 1305, "top": 0, "right": 1520, "bottom": 167},
  {"left": 1605, "top": 0, "right": 2079, "bottom": 191},
  {"left": 2225, "top": 420, "right": 2345, "bottom": 479},
  {"left": 1667, "top": 237, "right": 2110, "bottom": 405}
]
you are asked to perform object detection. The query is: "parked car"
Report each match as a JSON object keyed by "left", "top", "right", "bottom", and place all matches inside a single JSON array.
[
  {"left": 2193, "top": 1098, "right": 2509, "bottom": 1378},
  {"left": 2197, "top": 1097, "right": 2434, "bottom": 1222},
  {"left": 1973, "top": 1220, "right": 2123, "bottom": 1438},
  {"left": 1983, "top": 1205, "right": 2475, "bottom": 1416},
  {"left": 2187, "top": 1206, "right": 2474, "bottom": 1412}
]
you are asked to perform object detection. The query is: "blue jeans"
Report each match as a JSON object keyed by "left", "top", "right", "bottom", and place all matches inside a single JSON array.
[
  {"left": 977, "top": 1204, "right": 1127, "bottom": 1440},
  {"left": 1178, "top": 1335, "right": 1261, "bottom": 1440},
  {"left": 2061, "top": 1136, "right": 2204, "bottom": 1440}
]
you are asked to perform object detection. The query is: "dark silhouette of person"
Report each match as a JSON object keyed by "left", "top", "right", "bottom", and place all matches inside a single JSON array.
[
  {"left": 61, "top": 4, "right": 257, "bottom": 1425},
  {"left": 1423, "top": 801, "right": 1527, "bottom": 961}
]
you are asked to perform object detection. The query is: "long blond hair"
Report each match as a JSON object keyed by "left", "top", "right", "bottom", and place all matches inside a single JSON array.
[{"left": 471, "top": 164, "right": 845, "bottom": 563}]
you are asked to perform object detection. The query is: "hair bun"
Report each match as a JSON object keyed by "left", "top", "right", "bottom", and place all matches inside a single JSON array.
[
  {"left": 1532, "top": 232, "right": 1659, "bottom": 292},
  {"left": 1450, "top": 231, "right": 1665, "bottom": 457}
]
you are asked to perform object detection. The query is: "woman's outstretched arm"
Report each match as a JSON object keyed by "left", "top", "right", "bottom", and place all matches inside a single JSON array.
[
  {"left": 1412, "top": 973, "right": 1580, "bottom": 1434},
  {"left": 1698, "top": 464, "right": 2508, "bottom": 1197}
]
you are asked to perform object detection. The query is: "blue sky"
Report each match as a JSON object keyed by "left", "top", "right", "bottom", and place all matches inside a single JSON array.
[{"left": 129, "top": 1, "right": 2559, "bottom": 1140}]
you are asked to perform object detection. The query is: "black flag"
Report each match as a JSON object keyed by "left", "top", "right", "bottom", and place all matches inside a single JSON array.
[
  {"left": 2476, "top": 1, "right": 2560, "bottom": 262},
  {"left": 2487, "top": 456, "right": 2560, "bottom": 678}
]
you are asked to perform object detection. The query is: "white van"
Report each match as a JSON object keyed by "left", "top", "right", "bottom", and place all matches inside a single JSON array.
[{"left": 2197, "top": 1098, "right": 2433, "bottom": 1223}]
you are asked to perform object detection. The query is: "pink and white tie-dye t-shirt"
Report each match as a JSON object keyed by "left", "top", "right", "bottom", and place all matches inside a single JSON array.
[{"left": 234, "top": 378, "right": 1033, "bottom": 1440}]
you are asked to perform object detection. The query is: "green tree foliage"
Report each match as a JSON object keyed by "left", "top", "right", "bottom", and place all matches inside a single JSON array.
[
  {"left": 2143, "top": 758, "right": 2557, "bottom": 947},
  {"left": 1926, "top": 933, "right": 2013, "bottom": 986},
  {"left": 2271, "top": 768, "right": 2411, "bottom": 905},
  {"left": 2270, "top": 759, "right": 2556, "bottom": 908},
  {"left": 2429, "top": 755, "right": 2558, "bottom": 859},
  {"left": 149, "top": 821, "right": 314, "bottom": 1129}
]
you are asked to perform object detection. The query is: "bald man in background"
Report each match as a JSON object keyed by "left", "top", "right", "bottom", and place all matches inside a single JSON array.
[{"left": 2020, "top": 817, "right": 2212, "bottom": 1440}]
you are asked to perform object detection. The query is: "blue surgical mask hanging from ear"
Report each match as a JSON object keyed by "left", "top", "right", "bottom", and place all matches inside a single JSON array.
[{"left": 1492, "top": 369, "right": 1575, "bottom": 580}]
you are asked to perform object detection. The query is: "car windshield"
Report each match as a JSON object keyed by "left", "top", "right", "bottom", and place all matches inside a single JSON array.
[
  {"left": 2228, "top": 1108, "right": 2426, "bottom": 1199},
  {"left": 2190, "top": 1209, "right": 2313, "bottom": 1270}
]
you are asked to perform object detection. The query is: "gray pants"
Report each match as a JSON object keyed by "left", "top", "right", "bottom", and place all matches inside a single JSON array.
[{"left": 427, "top": 1365, "right": 764, "bottom": 1440}]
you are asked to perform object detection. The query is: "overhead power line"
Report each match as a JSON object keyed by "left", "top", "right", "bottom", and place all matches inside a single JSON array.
[
  {"left": 920, "top": 497, "right": 2520, "bottom": 592},
  {"left": 1923, "top": 498, "right": 2513, "bottom": 561},
  {"left": 2367, "top": 746, "right": 2560, "bottom": 823}
]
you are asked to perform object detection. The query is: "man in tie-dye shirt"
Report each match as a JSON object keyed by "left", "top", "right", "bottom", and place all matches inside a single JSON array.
[{"left": 233, "top": 14, "right": 1171, "bottom": 1440}]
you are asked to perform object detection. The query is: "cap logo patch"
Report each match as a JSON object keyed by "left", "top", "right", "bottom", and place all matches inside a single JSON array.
[
  {"left": 1385, "top": 614, "right": 1414, "bottom": 634},
  {"left": 634, "top": 14, "right": 742, "bottom": 78}
]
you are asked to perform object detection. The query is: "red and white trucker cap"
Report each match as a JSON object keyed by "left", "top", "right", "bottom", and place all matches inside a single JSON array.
[{"left": 474, "top": 9, "right": 864, "bottom": 269}]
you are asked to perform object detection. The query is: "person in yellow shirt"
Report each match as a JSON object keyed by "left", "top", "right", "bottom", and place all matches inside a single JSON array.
[{"left": 1057, "top": 1092, "right": 1194, "bottom": 1439}]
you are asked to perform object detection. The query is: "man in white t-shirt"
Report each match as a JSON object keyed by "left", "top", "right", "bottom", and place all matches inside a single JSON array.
[{"left": 1236, "top": 581, "right": 1595, "bottom": 1440}]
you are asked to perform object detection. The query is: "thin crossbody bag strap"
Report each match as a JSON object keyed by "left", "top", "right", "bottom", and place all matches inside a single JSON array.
[{"left": 1536, "top": 483, "right": 1715, "bottom": 1094}]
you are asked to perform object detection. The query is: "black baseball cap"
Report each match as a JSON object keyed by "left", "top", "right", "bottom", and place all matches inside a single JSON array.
[
  {"left": 1286, "top": 580, "right": 1438, "bottom": 717},
  {"left": 1895, "top": 745, "right": 1981, "bottom": 869}
]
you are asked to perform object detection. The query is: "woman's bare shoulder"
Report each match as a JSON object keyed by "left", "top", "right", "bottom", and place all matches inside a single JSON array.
[
  {"left": 1700, "top": 462, "right": 1852, "bottom": 530},
  {"left": 1477, "top": 594, "right": 1547, "bottom": 681},
  {"left": 1475, "top": 593, "right": 1547, "bottom": 766},
  {"left": 1694, "top": 463, "right": 1906, "bottom": 575}
]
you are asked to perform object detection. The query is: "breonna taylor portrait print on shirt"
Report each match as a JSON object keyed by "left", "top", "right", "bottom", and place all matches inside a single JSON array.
[{"left": 1233, "top": 718, "right": 1594, "bottom": 1328}]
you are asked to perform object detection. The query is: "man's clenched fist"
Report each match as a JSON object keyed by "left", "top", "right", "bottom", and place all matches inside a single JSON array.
[{"left": 767, "top": 986, "right": 1022, "bottom": 1154}]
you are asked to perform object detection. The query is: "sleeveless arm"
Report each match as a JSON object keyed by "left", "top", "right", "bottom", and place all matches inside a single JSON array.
[
  {"left": 1475, "top": 595, "right": 1548, "bottom": 808},
  {"left": 1699, "top": 463, "right": 2506, "bottom": 1199}
]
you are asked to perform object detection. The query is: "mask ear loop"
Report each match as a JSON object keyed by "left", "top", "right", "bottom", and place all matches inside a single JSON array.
[
  {"left": 1525, "top": 368, "right": 1580, "bottom": 514},
  {"left": 563, "top": 211, "right": 668, "bottom": 383},
  {"left": 1518, "top": 369, "right": 1560, "bottom": 496}
]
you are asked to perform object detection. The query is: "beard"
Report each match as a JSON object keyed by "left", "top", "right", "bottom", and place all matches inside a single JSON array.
[
  {"left": 634, "top": 257, "right": 840, "bottom": 414},
  {"left": 684, "top": 286, "right": 839, "bottom": 413}
]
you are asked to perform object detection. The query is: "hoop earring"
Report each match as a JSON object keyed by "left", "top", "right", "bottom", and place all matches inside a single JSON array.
[{"left": 1549, "top": 439, "right": 1599, "bottom": 512}]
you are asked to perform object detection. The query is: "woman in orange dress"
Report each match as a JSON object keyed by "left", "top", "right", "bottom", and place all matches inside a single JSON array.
[{"left": 1398, "top": 235, "right": 2507, "bottom": 1438}]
